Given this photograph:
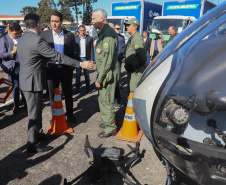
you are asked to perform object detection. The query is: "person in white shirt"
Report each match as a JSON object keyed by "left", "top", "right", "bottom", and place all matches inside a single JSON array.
[
  {"left": 42, "top": 11, "right": 82, "bottom": 124},
  {"left": 74, "top": 25, "right": 94, "bottom": 94},
  {"left": 143, "top": 30, "right": 151, "bottom": 64}
]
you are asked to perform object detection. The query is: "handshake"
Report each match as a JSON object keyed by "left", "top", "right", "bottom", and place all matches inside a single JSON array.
[{"left": 80, "top": 60, "right": 94, "bottom": 70}]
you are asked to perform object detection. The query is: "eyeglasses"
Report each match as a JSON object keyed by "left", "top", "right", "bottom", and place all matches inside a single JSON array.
[{"left": 115, "top": 28, "right": 120, "bottom": 30}]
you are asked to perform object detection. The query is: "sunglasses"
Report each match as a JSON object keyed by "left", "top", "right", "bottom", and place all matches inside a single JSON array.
[{"left": 115, "top": 28, "right": 121, "bottom": 30}]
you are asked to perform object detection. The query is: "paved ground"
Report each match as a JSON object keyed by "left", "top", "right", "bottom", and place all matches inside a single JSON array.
[{"left": 0, "top": 65, "right": 166, "bottom": 185}]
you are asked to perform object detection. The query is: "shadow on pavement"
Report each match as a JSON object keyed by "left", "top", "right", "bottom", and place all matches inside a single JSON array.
[
  {"left": 72, "top": 94, "right": 99, "bottom": 126},
  {"left": 0, "top": 134, "right": 73, "bottom": 185},
  {"left": 39, "top": 174, "right": 62, "bottom": 185},
  {"left": 0, "top": 103, "right": 27, "bottom": 130}
]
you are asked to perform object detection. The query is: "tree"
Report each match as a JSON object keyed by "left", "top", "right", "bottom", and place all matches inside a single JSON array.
[
  {"left": 58, "top": 0, "right": 97, "bottom": 26},
  {"left": 57, "top": 1, "right": 74, "bottom": 22},
  {"left": 37, "top": 0, "right": 57, "bottom": 23},
  {"left": 20, "top": 6, "right": 37, "bottom": 15},
  {"left": 82, "top": 2, "right": 93, "bottom": 25}
]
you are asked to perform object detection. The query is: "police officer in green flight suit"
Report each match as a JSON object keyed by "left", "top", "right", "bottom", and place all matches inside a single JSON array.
[
  {"left": 124, "top": 18, "right": 147, "bottom": 93},
  {"left": 91, "top": 9, "right": 120, "bottom": 138}
]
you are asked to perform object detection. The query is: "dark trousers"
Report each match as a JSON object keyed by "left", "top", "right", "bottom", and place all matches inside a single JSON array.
[
  {"left": 114, "top": 62, "right": 122, "bottom": 104},
  {"left": 146, "top": 53, "right": 150, "bottom": 64},
  {"left": 5, "top": 64, "right": 26, "bottom": 107},
  {"left": 75, "top": 57, "right": 90, "bottom": 90},
  {"left": 47, "top": 66, "right": 74, "bottom": 116},
  {"left": 23, "top": 91, "right": 43, "bottom": 148},
  {"left": 152, "top": 51, "right": 159, "bottom": 60}
]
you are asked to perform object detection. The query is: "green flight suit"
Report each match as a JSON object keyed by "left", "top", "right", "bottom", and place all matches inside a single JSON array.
[
  {"left": 125, "top": 31, "right": 146, "bottom": 92},
  {"left": 95, "top": 24, "right": 120, "bottom": 133}
]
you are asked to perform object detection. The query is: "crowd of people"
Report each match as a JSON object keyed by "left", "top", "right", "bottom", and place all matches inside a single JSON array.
[{"left": 0, "top": 9, "right": 177, "bottom": 154}]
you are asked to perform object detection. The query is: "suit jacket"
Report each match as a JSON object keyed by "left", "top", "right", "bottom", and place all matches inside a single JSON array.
[
  {"left": 0, "top": 33, "right": 16, "bottom": 70},
  {"left": 18, "top": 30, "right": 80, "bottom": 92},
  {"left": 74, "top": 34, "right": 94, "bottom": 61},
  {"left": 144, "top": 36, "right": 151, "bottom": 54},
  {"left": 117, "top": 34, "right": 125, "bottom": 60},
  {"left": 42, "top": 29, "right": 80, "bottom": 70},
  {"left": 168, "top": 33, "right": 178, "bottom": 43}
]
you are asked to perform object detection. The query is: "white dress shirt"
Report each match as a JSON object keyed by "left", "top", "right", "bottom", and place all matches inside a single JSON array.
[
  {"left": 52, "top": 29, "right": 64, "bottom": 55},
  {"left": 9, "top": 34, "right": 19, "bottom": 62},
  {"left": 79, "top": 35, "right": 86, "bottom": 58}
]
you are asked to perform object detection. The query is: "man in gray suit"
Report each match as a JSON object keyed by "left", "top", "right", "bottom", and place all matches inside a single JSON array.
[{"left": 18, "top": 14, "right": 93, "bottom": 153}]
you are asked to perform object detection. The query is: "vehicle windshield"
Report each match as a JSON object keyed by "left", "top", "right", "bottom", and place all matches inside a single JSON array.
[
  {"left": 107, "top": 19, "right": 124, "bottom": 33},
  {"left": 152, "top": 19, "right": 186, "bottom": 34}
]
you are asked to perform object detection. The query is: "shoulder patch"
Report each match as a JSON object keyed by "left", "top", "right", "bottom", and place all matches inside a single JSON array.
[
  {"left": 135, "top": 44, "right": 139, "bottom": 49},
  {"left": 96, "top": 47, "right": 101, "bottom": 54},
  {"left": 103, "top": 43, "right": 108, "bottom": 49}
]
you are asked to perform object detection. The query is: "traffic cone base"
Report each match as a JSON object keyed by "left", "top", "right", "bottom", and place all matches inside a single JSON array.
[
  {"left": 46, "top": 125, "right": 73, "bottom": 136},
  {"left": 115, "top": 128, "right": 143, "bottom": 142},
  {"left": 46, "top": 88, "right": 74, "bottom": 135}
]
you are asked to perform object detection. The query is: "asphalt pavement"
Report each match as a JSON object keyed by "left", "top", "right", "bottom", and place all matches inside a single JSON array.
[{"left": 0, "top": 64, "right": 166, "bottom": 185}]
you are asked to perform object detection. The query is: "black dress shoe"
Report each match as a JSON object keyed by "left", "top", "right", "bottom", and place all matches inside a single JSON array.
[
  {"left": 98, "top": 129, "right": 117, "bottom": 138},
  {"left": 27, "top": 144, "right": 53, "bottom": 153},
  {"left": 99, "top": 123, "right": 105, "bottom": 129},
  {"left": 38, "top": 133, "right": 58, "bottom": 142}
]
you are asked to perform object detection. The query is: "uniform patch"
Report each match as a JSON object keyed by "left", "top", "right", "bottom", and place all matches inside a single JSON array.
[
  {"left": 135, "top": 44, "right": 139, "bottom": 49},
  {"left": 103, "top": 43, "right": 108, "bottom": 49},
  {"left": 96, "top": 47, "right": 101, "bottom": 54}
]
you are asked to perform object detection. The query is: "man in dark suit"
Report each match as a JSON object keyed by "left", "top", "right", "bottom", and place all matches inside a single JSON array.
[
  {"left": 75, "top": 25, "right": 94, "bottom": 94},
  {"left": 143, "top": 30, "right": 151, "bottom": 64},
  {"left": 18, "top": 14, "right": 93, "bottom": 153},
  {"left": 0, "top": 22, "right": 26, "bottom": 114},
  {"left": 168, "top": 26, "right": 177, "bottom": 43},
  {"left": 114, "top": 24, "right": 125, "bottom": 108},
  {"left": 42, "top": 11, "right": 79, "bottom": 124}
]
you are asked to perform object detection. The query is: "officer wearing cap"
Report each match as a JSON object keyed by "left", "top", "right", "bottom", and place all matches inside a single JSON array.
[
  {"left": 124, "top": 18, "right": 147, "bottom": 93},
  {"left": 91, "top": 9, "right": 120, "bottom": 138}
]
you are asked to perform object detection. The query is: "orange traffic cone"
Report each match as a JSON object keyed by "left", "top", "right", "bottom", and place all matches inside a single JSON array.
[
  {"left": 115, "top": 92, "right": 143, "bottom": 142},
  {"left": 46, "top": 88, "right": 73, "bottom": 135}
]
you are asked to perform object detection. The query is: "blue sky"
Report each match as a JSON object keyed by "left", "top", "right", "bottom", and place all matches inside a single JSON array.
[{"left": 0, "top": 0, "right": 224, "bottom": 19}]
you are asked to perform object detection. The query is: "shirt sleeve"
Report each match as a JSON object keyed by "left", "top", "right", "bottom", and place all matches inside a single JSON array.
[{"left": 0, "top": 37, "right": 14, "bottom": 61}]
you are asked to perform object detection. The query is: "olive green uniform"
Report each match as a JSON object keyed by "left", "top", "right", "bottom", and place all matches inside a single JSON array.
[
  {"left": 95, "top": 24, "right": 120, "bottom": 133},
  {"left": 125, "top": 31, "right": 146, "bottom": 92}
]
